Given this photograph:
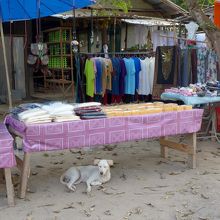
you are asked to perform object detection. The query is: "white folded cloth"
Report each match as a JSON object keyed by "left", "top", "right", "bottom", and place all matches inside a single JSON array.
[
  {"left": 24, "top": 114, "right": 52, "bottom": 124},
  {"left": 54, "top": 115, "right": 80, "bottom": 122},
  {"left": 42, "top": 102, "right": 74, "bottom": 114},
  {"left": 17, "top": 102, "right": 82, "bottom": 124},
  {"left": 74, "top": 102, "right": 101, "bottom": 109},
  {"left": 18, "top": 108, "right": 48, "bottom": 121},
  {"left": 49, "top": 111, "right": 74, "bottom": 116}
]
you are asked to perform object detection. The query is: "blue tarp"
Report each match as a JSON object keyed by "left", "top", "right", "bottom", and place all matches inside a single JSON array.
[{"left": 0, "top": 0, "right": 95, "bottom": 22}]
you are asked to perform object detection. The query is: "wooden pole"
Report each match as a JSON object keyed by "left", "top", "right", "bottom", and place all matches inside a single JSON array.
[
  {"left": 0, "top": 19, "right": 13, "bottom": 109},
  {"left": 113, "top": 16, "right": 116, "bottom": 56},
  {"left": 125, "top": 23, "right": 128, "bottom": 51}
]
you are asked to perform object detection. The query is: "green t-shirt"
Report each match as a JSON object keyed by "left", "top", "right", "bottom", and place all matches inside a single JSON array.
[{"left": 84, "top": 59, "right": 95, "bottom": 97}]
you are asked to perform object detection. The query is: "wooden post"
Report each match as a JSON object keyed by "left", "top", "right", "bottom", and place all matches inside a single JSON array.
[
  {"left": 0, "top": 19, "right": 13, "bottom": 109},
  {"left": 187, "top": 132, "right": 197, "bottom": 169},
  {"left": 101, "top": 21, "right": 108, "bottom": 45},
  {"left": 113, "top": 16, "right": 116, "bottom": 56},
  {"left": 125, "top": 23, "right": 128, "bottom": 51},
  {"left": 4, "top": 168, "right": 15, "bottom": 206},
  {"left": 19, "top": 152, "right": 31, "bottom": 199}
]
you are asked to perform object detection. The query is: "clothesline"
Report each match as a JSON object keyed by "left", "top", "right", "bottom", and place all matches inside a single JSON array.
[
  {"left": 160, "top": 34, "right": 206, "bottom": 44},
  {"left": 78, "top": 51, "right": 155, "bottom": 55}
]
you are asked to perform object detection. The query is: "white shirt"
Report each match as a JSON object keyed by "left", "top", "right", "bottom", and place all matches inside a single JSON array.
[
  {"left": 185, "top": 22, "right": 199, "bottom": 40},
  {"left": 149, "top": 57, "right": 155, "bottom": 94},
  {"left": 138, "top": 57, "right": 155, "bottom": 95}
]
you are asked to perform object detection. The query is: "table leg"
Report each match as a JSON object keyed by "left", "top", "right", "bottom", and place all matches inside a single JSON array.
[
  {"left": 160, "top": 133, "right": 197, "bottom": 169},
  {"left": 19, "top": 152, "right": 31, "bottom": 199},
  {"left": 0, "top": 169, "right": 4, "bottom": 183},
  {"left": 160, "top": 136, "right": 168, "bottom": 158},
  {"left": 4, "top": 168, "right": 15, "bottom": 206},
  {"left": 187, "top": 132, "right": 197, "bottom": 169}
]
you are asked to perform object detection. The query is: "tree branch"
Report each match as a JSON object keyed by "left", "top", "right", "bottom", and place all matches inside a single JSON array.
[{"left": 185, "top": 0, "right": 220, "bottom": 62}]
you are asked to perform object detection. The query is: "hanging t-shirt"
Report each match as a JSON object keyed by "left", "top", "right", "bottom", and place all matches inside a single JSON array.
[
  {"left": 124, "top": 58, "right": 136, "bottom": 95},
  {"left": 102, "top": 58, "right": 113, "bottom": 95},
  {"left": 138, "top": 57, "right": 155, "bottom": 95},
  {"left": 119, "top": 59, "right": 127, "bottom": 95},
  {"left": 138, "top": 58, "right": 150, "bottom": 95},
  {"left": 149, "top": 57, "right": 155, "bottom": 94},
  {"left": 95, "top": 58, "right": 103, "bottom": 94},
  {"left": 111, "top": 57, "right": 121, "bottom": 95},
  {"left": 132, "top": 57, "right": 141, "bottom": 91},
  {"left": 84, "top": 59, "right": 95, "bottom": 97}
]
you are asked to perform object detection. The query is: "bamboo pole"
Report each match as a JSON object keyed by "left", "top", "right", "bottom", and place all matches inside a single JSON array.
[{"left": 0, "top": 19, "right": 12, "bottom": 109}]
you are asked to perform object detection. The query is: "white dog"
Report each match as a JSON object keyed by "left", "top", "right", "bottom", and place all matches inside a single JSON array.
[{"left": 60, "top": 159, "right": 113, "bottom": 193}]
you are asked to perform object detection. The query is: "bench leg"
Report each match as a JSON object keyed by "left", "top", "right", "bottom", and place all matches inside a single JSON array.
[
  {"left": 19, "top": 152, "right": 31, "bottom": 199},
  {"left": 4, "top": 168, "right": 15, "bottom": 206}
]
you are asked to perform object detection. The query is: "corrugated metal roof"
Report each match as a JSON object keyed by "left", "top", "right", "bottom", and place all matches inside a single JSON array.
[
  {"left": 143, "top": 0, "right": 188, "bottom": 17},
  {"left": 52, "top": 0, "right": 188, "bottom": 20},
  {"left": 121, "top": 18, "right": 179, "bottom": 26}
]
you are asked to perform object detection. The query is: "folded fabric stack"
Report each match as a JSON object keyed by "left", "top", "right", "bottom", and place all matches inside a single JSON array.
[
  {"left": 206, "top": 82, "right": 220, "bottom": 89},
  {"left": 74, "top": 102, "right": 106, "bottom": 119},
  {"left": 41, "top": 102, "right": 79, "bottom": 122},
  {"left": 10, "top": 103, "right": 41, "bottom": 120},
  {"left": 164, "top": 83, "right": 220, "bottom": 97},
  {"left": 54, "top": 115, "right": 80, "bottom": 122},
  {"left": 165, "top": 87, "right": 195, "bottom": 96},
  {"left": 16, "top": 102, "right": 80, "bottom": 124},
  {"left": 103, "top": 102, "right": 192, "bottom": 117},
  {"left": 18, "top": 108, "right": 52, "bottom": 124}
]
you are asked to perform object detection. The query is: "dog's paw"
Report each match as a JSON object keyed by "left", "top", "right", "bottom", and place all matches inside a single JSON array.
[
  {"left": 70, "top": 185, "right": 76, "bottom": 191},
  {"left": 66, "top": 184, "right": 76, "bottom": 192},
  {"left": 86, "top": 187, "right": 92, "bottom": 194}
]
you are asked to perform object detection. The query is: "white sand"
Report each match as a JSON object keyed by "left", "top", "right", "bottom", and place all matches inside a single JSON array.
[{"left": 1, "top": 139, "right": 220, "bottom": 220}]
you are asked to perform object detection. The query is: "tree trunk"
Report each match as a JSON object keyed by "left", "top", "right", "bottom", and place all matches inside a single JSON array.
[{"left": 185, "top": 0, "right": 220, "bottom": 59}]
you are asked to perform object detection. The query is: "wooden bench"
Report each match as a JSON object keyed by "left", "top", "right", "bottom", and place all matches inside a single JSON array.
[{"left": 0, "top": 123, "right": 16, "bottom": 206}]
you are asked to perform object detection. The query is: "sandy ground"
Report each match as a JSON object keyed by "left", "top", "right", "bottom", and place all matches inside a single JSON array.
[{"left": 1, "top": 137, "right": 220, "bottom": 220}]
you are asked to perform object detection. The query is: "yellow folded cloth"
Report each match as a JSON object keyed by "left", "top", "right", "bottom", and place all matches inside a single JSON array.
[
  {"left": 183, "top": 105, "right": 192, "bottom": 110},
  {"left": 163, "top": 103, "right": 178, "bottom": 111},
  {"left": 154, "top": 102, "right": 164, "bottom": 107},
  {"left": 177, "top": 105, "right": 192, "bottom": 111},
  {"left": 177, "top": 106, "right": 185, "bottom": 111},
  {"left": 123, "top": 110, "right": 133, "bottom": 116}
]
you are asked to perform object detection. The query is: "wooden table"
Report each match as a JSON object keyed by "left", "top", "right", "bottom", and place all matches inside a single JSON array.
[
  {"left": 5, "top": 109, "right": 203, "bottom": 199},
  {"left": 0, "top": 123, "right": 16, "bottom": 206}
]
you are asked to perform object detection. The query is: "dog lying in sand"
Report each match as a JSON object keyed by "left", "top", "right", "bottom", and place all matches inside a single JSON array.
[{"left": 60, "top": 159, "right": 113, "bottom": 193}]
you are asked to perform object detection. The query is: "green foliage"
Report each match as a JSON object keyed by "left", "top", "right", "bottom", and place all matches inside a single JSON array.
[
  {"left": 96, "top": 0, "right": 132, "bottom": 16},
  {"left": 172, "top": 0, "right": 214, "bottom": 9}
]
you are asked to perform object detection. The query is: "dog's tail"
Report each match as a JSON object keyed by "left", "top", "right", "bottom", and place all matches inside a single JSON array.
[{"left": 60, "top": 174, "right": 67, "bottom": 185}]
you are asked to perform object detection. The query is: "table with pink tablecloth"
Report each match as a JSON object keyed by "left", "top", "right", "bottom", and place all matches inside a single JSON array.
[
  {"left": 0, "top": 123, "right": 16, "bottom": 168},
  {"left": 5, "top": 109, "right": 204, "bottom": 199},
  {"left": 5, "top": 109, "right": 203, "bottom": 153}
]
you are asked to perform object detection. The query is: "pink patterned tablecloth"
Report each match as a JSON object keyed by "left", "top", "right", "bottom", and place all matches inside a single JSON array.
[
  {"left": 0, "top": 123, "right": 16, "bottom": 168},
  {"left": 5, "top": 109, "right": 204, "bottom": 153}
]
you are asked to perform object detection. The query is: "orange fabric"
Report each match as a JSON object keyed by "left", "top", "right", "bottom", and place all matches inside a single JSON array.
[{"left": 214, "top": 1, "right": 220, "bottom": 28}]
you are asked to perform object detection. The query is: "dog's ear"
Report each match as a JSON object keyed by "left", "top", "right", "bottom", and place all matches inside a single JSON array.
[
  {"left": 94, "top": 159, "right": 100, "bottom": 165},
  {"left": 107, "top": 160, "right": 114, "bottom": 166}
]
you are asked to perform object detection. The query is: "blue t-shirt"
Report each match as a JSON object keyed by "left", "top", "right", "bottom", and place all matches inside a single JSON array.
[
  {"left": 132, "top": 57, "right": 141, "bottom": 90},
  {"left": 123, "top": 58, "right": 136, "bottom": 95},
  {"left": 111, "top": 58, "right": 121, "bottom": 95},
  {"left": 95, "top": 59, "right": 102, "bottom": 94}
]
